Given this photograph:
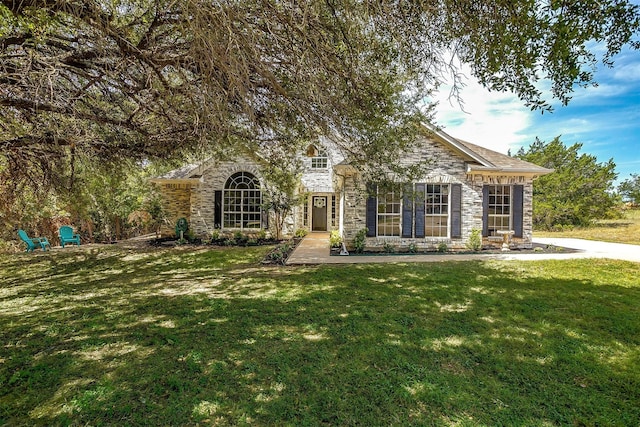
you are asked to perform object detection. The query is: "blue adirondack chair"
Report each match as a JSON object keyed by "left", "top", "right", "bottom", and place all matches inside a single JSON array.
[
  {"left": 17, "top": 229, "right": 51, "bottom": 252},
  {"left": 59, "top": 226, "right": 81, "bottom": 248}
]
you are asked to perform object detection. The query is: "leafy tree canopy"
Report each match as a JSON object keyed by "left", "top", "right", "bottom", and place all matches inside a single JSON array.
[
  {"left": 1, "top": 0, "right": 639, "bottom": 188},
  {"left": 618, "top": 174, "right": 640, "bottom": 205},
  {"left": 516, "top": 137, "right": 618, "bottom": 229}
]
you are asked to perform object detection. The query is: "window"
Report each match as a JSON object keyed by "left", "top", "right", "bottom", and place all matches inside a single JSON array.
[
  {"left": 377, "top": 189, "right": 401, "bottom": 236},
  {"left": 487, "top": 185, "right": 511, "bottom": 234},
  {"left": 303, "top": 202, "right": 309, "bottom": 227},
  {"left": 368, "top": 183, "right": 461, "bottom": 239},
  {"left": 424, "top": 184, "right": 449, "bottom": 237},
  {"left": 223, "top": 172, "right": 262, "bottom": 229},
  {"left": 311, "top": 149, "right": 328, "bottom": 169},
  {"left": 331, "top": 195, "right": 336, "bottom": 227}
]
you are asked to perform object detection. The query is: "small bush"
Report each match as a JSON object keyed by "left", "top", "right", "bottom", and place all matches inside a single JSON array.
[
  {"left": 329, "top": 230, "right": 343, "bottom": 248},
  {"left": 353, "top": 228, "right": 367, "bottom": 253},
  {"left": 466, "top": 228, "right": 482, "bottom": 252},
  {"left": 407, "top": 242, "right": 418, "bottom": 254},
  {"left": 234, "top": 231, "right": 248, "bottom": 245},
  {"left": 266, "top": 242, "right": 293, "bottom": 265},
  {"left": 383, "top": 241, "right": 396, "bottom": 253},
  {"left": 437, "top": 242, "right": 448, "bottom": 253},
  {"left": 256, "top": 229, "right": 268, "bottom": 240},
  {"left": 295, "top": 228, "right": 309, "bottom": 238}
]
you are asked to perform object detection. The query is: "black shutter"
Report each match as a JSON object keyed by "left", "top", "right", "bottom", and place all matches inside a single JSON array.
[
  {"left": 512, "top": 185, "right": 524, "bottom": 238},
  {"left": 214, "top": 190, "right": 222, "bottom": 228},
  {"left": 414, "top": 184, "right": 425, "bottom": 238},
  {"left": 366, "top": 184, "right": 377, "bottom": 237},
  {"left": 402, "top": 184, "right": 413, "bottom": 238},
  {"left": 482, "top": 185, "right": 489, "bottom": 237},
  {"left": 451, "top": 183, "right": 462, "bottom": 238}
]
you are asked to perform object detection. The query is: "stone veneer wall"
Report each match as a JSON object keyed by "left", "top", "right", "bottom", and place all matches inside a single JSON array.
[
  {"left": 189, "top": 159, "right": 263, "bottom": 236},
  {"left": 156, "top": 183, "right": 193, "bottom": 236},
  {"left": 340, "top": 137, "right": 536, "bottom": 250},
  {"left": 471, "top": 174, "right": 535, "bottom": 248},
  {"left": 293, "top": 139, "right": 342, "bottom": 233}
]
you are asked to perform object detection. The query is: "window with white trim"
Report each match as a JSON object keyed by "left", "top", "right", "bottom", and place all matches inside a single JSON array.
[
  {"left": 223, "top": 172, "right": 262, "bottom": 229},
  {"left": 424, "top": 184, "right": 449, "bottom": 237},
  {"left": 487, "top": 184, "right": 511, "bottom": 234},
  {"left": 377, "top": 189, "right": 401, "bottom": 237},
  {"left": 311, "top": 148, "right": 328, "bottom": 169}
]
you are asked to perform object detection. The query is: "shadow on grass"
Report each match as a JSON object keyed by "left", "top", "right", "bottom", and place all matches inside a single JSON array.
[{"left": 1, "top": 247, "right": 639, "bottom": 425}]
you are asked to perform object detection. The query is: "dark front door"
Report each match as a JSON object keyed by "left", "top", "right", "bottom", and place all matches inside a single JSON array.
[{"left": 312, "top": 196, "right": 328, "bottom": 231}]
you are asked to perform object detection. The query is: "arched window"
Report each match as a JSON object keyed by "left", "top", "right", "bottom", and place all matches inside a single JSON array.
[{"left": 223, "top": 172, "right": 262, "bottom": 229}]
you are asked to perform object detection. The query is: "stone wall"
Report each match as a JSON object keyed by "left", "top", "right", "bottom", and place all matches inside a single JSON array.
[
  {"left": 188, "top": 159, "right": 263, "bottom": 236},
  {"left": 155, "top": 183, "right": 193, "bottom": 236},
  {"left": 339, "top": 137, "right": 536, "bottom": 250},
  {"left": 471, "top": 174, "right": 535, "bottom": 249}
]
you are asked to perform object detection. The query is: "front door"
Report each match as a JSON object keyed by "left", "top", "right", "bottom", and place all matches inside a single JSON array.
[{"left": 312, "top": 196, "right": 328, "bottom": 231}]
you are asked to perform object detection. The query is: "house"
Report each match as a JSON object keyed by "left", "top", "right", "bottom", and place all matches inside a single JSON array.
[{"left": 150, "top": 125, "right": 552, "bottom": 250}]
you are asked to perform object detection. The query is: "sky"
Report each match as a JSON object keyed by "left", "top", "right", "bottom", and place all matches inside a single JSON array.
[{"left": 431, "top": 46, "right": 640, "bottom": 185}]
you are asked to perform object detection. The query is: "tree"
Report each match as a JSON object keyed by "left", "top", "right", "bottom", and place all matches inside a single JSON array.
[
  {"left": 516, "top": 137, "right": 618, "bottom": 229},
  {"left": 2, "top": 1, "right": 639, "bottom": 242},
  {"left": 0, "top": 155, "right": 170, "bottom": 244},
  {"left": 259, "top": 147, "right": 306, "bottom": 240},
  {"left": 1, "top": 0, "right": 639, "bottom": 186},
  {"left": 618, "top": 174, "right": 640, "bottom": 205}
]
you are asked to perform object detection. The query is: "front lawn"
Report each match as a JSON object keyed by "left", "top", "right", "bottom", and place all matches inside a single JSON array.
[{"left": 1, "top": 246, "right": 639, "bottom": 426}]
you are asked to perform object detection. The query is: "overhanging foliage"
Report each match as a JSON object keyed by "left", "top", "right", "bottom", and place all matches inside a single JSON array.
[{"left": 1, "top": 0, "right": 639, "bottom": 183}]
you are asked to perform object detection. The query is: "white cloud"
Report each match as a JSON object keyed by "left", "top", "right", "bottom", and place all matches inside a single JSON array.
[
  {"left": 568, "top": 82, "right": 629, "bottom": 103},
  {"left": 612, "top": 62, "right": 640, "bottom": 82},
  {"left": 431, "top": 76, "right": 532, "bottom": 154}
]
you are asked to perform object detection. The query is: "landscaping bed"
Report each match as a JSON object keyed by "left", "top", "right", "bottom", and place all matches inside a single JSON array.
[{"left": 332, "top": 242, "right": 579, "bottom": 256}]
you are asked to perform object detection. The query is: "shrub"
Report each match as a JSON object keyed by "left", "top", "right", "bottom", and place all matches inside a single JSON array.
[
  {"left": 329, "top": 230, "right": 343, "bottom": 248},
  {"left": 437, "top": 242, "right": 448, "bottom": 253},
  {"left": 233, "top": 231, "right": 248, "bottom": 244},
  {"left": 466, "top": 228, "right": 482, "bottom": 252},
  {"left": 383, "top": 242, "right": 396, "bottom": 253},
  {"left": 295, "top": 228, "right": 309, "bottom": 238},
  {"left": 266, "top": 242, "right": 293, "bottom": 265},
  {"left": 408, "top": 242, "right": 418, "bottom": 253},
  {"left": 353, "top": 228, "right": 367, "bottom": 253}
]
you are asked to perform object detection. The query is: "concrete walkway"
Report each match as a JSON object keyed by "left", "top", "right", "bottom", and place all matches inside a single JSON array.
[{"left": 286, "top": 233, "right": 640, "bottom": 265}]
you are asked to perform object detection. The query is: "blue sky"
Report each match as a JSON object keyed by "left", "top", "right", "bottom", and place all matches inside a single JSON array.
[{"left": 432, "top": 46, "right": 640, "bottom": 186}]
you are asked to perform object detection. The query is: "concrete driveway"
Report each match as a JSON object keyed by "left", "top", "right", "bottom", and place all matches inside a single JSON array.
[{"left": 532, "top": 237, "right": 640, "bottom": 263}]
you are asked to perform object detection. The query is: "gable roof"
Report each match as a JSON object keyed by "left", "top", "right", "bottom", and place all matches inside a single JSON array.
[
  {"left": 149, "top": 163, "right": 203, "bottom": 183},
  {"left": 422, "top": 123, "right": 553, "bottom": 176},
  {"left": 152, "top": 124, "right": 553, "bottom": 182}
]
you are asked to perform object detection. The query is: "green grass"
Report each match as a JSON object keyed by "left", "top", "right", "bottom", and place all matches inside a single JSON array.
[
  {"left": 1, "top": 246, "right": 640, "bottom": 426},
  {"left": 535, "top": 208, "right": 640, "bottom": 245}
]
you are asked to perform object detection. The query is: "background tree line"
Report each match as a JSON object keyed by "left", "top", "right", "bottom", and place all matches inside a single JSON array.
[{"left": 516, "top": 137, "right": 639, "bottom": 231}]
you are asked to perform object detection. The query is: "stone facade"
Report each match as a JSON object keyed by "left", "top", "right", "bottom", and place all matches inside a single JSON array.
[
  {"left": 155, "top": 183, "right": 195, "bottom": 235},
  {"left": 152, "top": 129, "right": 547, "bottom": 249},
  {"left": 189, "top": 158, "right": 262, "bottom": 235},
  {"left": 338, "top": 139, "right": 481, "bottom": 250}
]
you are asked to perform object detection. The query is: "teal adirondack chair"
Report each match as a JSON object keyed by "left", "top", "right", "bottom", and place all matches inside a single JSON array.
[
  {"left": 17, "top": 229, "right": 51, "bottom": 252},
  {"left": 59, "top": 226, "right": 81, "bottom": 248}
]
